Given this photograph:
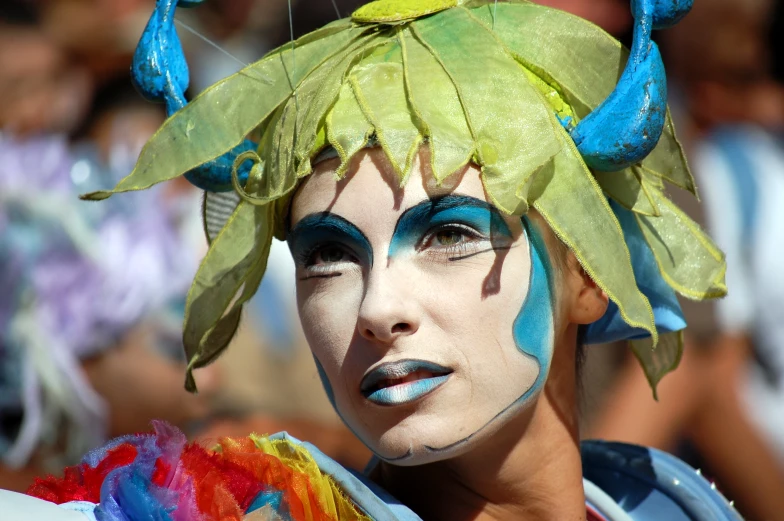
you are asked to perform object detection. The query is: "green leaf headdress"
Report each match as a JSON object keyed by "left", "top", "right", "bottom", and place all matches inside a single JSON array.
[{"left": 87, "top": 0, "right": 726, "bottom": 395}]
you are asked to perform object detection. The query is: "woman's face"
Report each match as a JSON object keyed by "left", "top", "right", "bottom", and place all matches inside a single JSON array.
[{"left": 288, "top": 149, "right": 555, "bottom": 465}]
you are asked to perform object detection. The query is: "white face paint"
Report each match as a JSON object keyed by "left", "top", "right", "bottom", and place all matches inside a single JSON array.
[{"left": 288, "top": 150, "right": 555, "bottom": 465}]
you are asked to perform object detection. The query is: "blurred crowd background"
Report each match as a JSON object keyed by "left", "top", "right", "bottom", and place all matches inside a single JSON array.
[{"left": 1, "top": 1, "right": 783, "bottom": 519}]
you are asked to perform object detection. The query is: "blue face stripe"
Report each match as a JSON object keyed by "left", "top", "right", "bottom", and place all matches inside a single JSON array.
[
  {"left": 513, "top": 217, "right": 555, "bottom": 396},
  {"left": 287, "top": 212, "right": 373, "bottom": 267},
  {"left": 313, "top": 356, "right": 373, "bottom": 448},
  {"left": 388, "top": 195, "right": 512, "bottom": 257},
  {"left": 420, "top": 216, "right": 555, "bottom": 457}
]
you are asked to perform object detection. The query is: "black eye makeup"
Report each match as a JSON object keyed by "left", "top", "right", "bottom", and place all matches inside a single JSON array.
[
  {"left": 287, "top": 196, "right": 515, "bottom": 281},
  {"left": 389, "top": 195, "right": 514, "bottom": 261},
  {"left": 287, "top": 213, "right": 372, "bottom": 280}
]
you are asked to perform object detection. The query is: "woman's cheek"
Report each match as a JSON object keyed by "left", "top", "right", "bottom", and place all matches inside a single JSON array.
[{"left": 300, "top": 279, "right": 362, "bottom": 362}]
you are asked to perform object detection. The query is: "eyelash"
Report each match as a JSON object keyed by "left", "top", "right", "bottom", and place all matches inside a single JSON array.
[
  {"left": 297, "top": 223, "right": 494, "bottom": 279},
  {"left": 298, "top": 243, "right": 359, "bottom": 278},
  {"left": 419, "top": 224, "right": 489, "bottom": 260}
]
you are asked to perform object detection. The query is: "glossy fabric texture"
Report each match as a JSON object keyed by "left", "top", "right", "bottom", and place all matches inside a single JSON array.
[
  {"left": 90, "top": 0, "right": 726, "bottom": 394},
  {"left": 581, "top": 440, "right": 742, "bottom": 521},
  {"left": 585, "top": 201, "right": 686, "bottom": 344}
]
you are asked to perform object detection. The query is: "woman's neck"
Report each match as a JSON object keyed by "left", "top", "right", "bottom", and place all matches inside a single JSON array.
[{"left": 372, "top": 326, "right": 585, "bottom": 521}]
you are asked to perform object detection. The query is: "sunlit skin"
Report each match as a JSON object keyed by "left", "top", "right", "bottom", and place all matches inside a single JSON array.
[{"left": 289, "top": 148, "right": 609, "bottom": 521}]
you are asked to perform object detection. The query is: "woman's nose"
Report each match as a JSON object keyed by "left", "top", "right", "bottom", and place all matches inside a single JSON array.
[{"left": 357, "top": 268, "right": 420, "bottom": 344}]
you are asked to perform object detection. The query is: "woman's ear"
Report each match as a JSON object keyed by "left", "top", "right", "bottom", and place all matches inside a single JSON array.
[{"left": 565, "top": 256, "right": 609, "bottom": 325}]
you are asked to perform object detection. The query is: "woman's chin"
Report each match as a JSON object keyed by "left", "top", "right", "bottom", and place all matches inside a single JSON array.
[{"left": 366, "top": 423, "right": 478, "bottom": 466}]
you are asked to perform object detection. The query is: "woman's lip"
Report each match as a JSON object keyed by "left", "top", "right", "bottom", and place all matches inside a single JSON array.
[
  {"left": 360, "top": 360, "right": 453, "bottom": 404},
  {"left": 364, "top": 374, "right": 450, "bottom": 406}
]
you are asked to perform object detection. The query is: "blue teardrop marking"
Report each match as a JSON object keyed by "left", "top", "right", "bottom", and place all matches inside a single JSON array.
[
  {"left": 566, "top": 0, "right": 692, "bottom": 171},
  {"left": 512, "top": 217, "right": 555, "bottom": 399},
  {"left": 132, "top": 0, "right": 253, "bottom": 192}
]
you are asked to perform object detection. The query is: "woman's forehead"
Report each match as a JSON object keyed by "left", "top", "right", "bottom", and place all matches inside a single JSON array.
[{"left": 290, "top": 148, "right": 489, "bottom": 228}]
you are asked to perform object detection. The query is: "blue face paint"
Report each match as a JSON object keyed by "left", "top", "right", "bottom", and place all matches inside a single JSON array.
[
  {"left": 300, "top": 202, "right": 555, "bottom": 462},
  {"left": 512, "top": 217, "right": 555, "bottom": 396},
  {"left": 314, "top": 356, "right": 338, "bottom": 410},
  {"left": 287, "top": 212, "right": 373, "bottom": 271},
  {"left": 420, "top": 216, "right": 555, "bottom": 456},
  {"left": 388, "top": 195, "right": 512, "bottom": 258},
  {"left": 361, "top": 360, "right": 452, "bottom": 406},
  {"left": 313, "top": 355, "right": 376, "bottom": 449}
]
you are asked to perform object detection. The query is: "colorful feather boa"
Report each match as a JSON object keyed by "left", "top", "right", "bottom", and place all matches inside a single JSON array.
[{"left": 27, "top": 421, "right": 370, "bottom": 521}]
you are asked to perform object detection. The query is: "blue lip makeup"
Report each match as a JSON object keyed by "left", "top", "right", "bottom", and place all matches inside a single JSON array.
[
  {"left": 361, "top": 360, "right": 453, "bottom": 406},
  {"left": 287, "top": 212, "right": 373, "bottom": 270},
  {"left": 388, "top": 195, "right": 513, "bottom": 257}
]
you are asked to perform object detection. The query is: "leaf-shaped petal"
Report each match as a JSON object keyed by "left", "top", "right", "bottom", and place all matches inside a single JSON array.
[
  {"left": 292, "top": 36, "right": 388, "bottom": 180},
  {"left": 638, "top": 110, "right": 695, "bottom": 193},
  {"left": 350, "top": 43, "right": 423, "bottom": 182},
  {"left": 630, "top": 331, "right": 683, "bottom": 400},
  {"left": 326, "top": 82, "right": 374, "bottom": 177},
  {"left": 595, "top": 166, "right": 660, "bottom": 216},
  {"left": 182, "top": 201, "right": 274, "bottom": 391},
  {"left": 636, "top": 188, "right": 727, "bottom": 300},
  {"left": 238, "top": 34, "right": 381, "bottom": 205},
  {"left": 399, "top": 28, "right": 474, "bottom": 183},
  {"left": 533, "top": 123, "right": 657, "bottom": 343},
  {"left": 412, "top": 7, "right": 560, "bottom": 214},
  {"left": 83, "top": 20, "right": 365, "bottom": 200}
]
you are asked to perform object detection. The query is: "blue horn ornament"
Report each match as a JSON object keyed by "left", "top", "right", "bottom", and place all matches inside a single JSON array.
[
  {"left": 566, "top": 0, "right": 693, "bottom": 171},
  {"left": 131, "top": 0, "right": 254, "bottom": 192}
]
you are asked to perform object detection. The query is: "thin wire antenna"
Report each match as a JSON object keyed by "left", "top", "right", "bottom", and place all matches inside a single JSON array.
[
  {"left": 175, "top": 17, "right": 272, "bottom": 85},
  {"left": 175, "top": 18, "right": 248, "bottom": 69},
  {"left": 330, "top": 0, "right": 341, "bottom": 19},
  {"left": 288, "top": 0, "right": 299, "bottom": 135},
  {"left": 492, "top": 0, "right": 498, "bottom": 30}
]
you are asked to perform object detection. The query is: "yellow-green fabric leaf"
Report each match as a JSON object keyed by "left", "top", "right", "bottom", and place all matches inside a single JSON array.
[
  {"left": 399, "top": 28, "right": 474, "bottom": 183},
  {"left": 533, "top": 124, "right": 657, "bottom": 343},
  {"left": 637, "top": 110, "right": 695, "bottom": 193},
  {"left": 470, "top": 2, "right": 619, "bottom": 117},
  {"left": 469, "top": 2, "right": 695, "bottom": 195},
  {"left": 350, "top": 43, "right": 423, "bottom": 182},
  {"left": 232, "top": 105, "right": 290, "bottom": 206},
  {"left": 636, "top": 188, "right": 727, "bottom": 300},
  {"left": 352, "top": 0, "right": 457, "bottom": 24},
  {"left": 630, "top": 331, "right": 684, "bottom": 400},
  {"left": 411, "top": 7, "right": 560, "bottom": 214},
  {"left": 595, "top": 166, "right": 660, "bottom": 217},
  {"left": 182, "top": 201, "right": 274, "bottom": 391},
  {"left": 291, "top": 37, "right": 388, "bottom": 180},
  {"left": 83, "top": 20, "right": 365, "bottom": 200},
  {"left": 326, "top": 82, "right": 374, "bottom": 177},
  {"left": 237, "top": 34, "right": 381, "bottom": 206}
]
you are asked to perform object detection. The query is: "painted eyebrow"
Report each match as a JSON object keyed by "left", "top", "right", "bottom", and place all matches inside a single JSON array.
[
  {"left": 287, "top": 211, "right": 373, "bottom": 265},
  {"left": 392, "top": 194, "right": 512, "bottom": 237}
]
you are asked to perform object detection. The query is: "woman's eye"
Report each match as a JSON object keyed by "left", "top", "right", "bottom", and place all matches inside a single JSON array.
[
  {"left": 435, "top": 230, "right": 466, "bottom": 246},
  {"left": 319, "top": 246, "right": 346, "bottom": 263},
  {"left": 423, "top": 225, "right": 485, "bottom": 252},
  {"left": 306, "top": 244, "right": 356, "bottom": 266}
]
